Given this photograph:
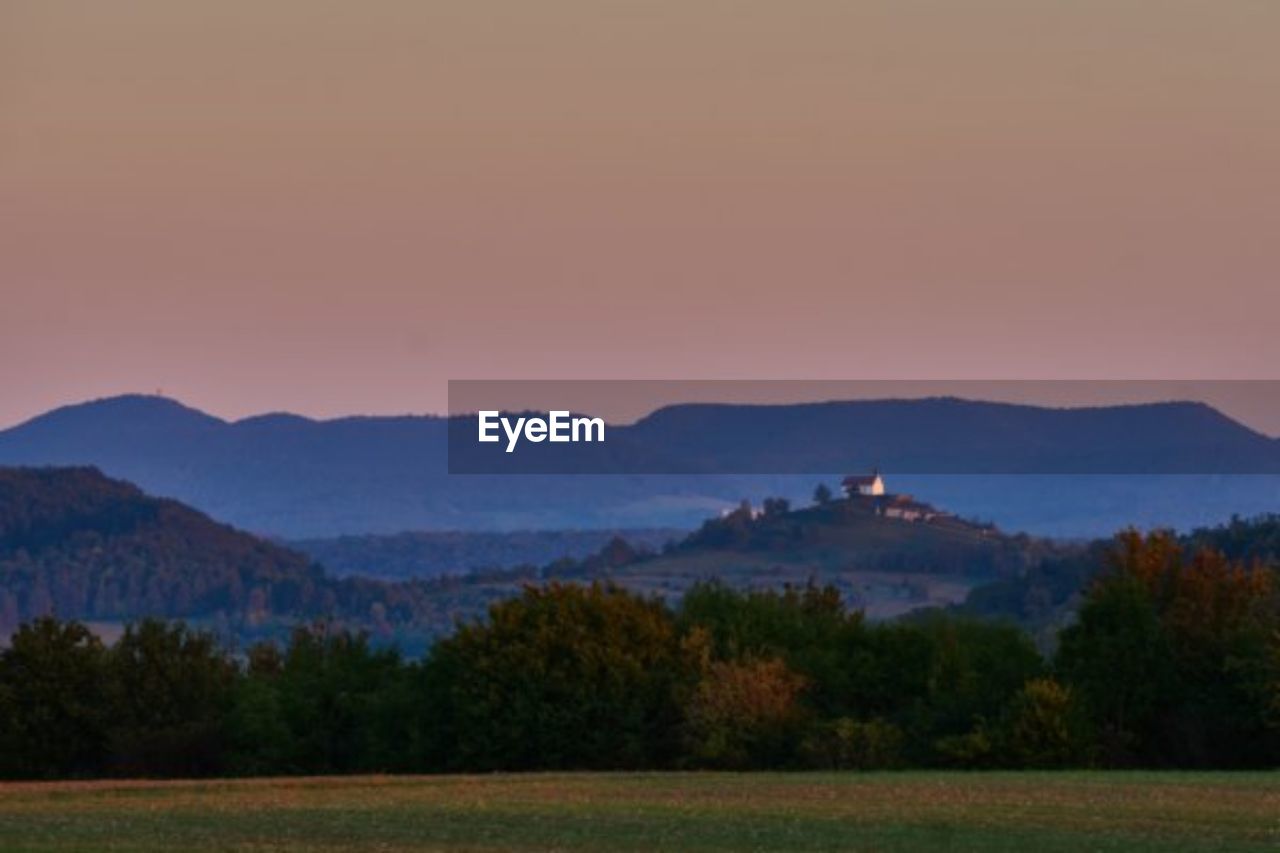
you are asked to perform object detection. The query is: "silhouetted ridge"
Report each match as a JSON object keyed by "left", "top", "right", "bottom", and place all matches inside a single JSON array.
[{"left": 0, "top": 395, "right": 1276, "bottom": 537}]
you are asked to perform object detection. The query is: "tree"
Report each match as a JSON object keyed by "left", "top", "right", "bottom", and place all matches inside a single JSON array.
[
  {"left": 420, "top": 583, "right": 687, "bottom": 771},
  {"left": 105, "top": 619, "right": 237, "bottom": 776},
  {"left": 894, "top": 615, "right": 1044, "bottom": 764},
  {"left": 813, "top": 483, "right": 833, "bottom": 505},
  {"left": 762, "top": 497, "right": 791, "bottom": 517},
  {"left": 1002, "top": 678, "right": 1090, "bottom": 768},
  {"left": 677, "top": 580, "right": 865, "bottom": 718},
  {"left": 224, "top": 646, "right": 291, "bottom": 776},
  {"left": 1055, "top": 572, "right": 1174, "bottom": 765},
  {"left": 1058, "top": 530, "right": 1280, "bottom": 767},
  {"left": 229, "top": 624, "right": 412, "bottom": 775},
  {"left": 0, "top": 618, "right": 109, "bottom": 778},
  {"left": 683, "top": 657, "right": 807, "bottom": 769}
]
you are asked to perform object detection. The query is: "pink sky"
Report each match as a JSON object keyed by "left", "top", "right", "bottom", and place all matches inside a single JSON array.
[{"left": 2, "top": 1, "right": 1277, "bottom": 429}]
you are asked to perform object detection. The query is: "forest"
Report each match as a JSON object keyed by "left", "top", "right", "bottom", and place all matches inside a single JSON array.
[
  {"left": 2, "top": 527, "right": 1277, "bottom": 779},
  {"left": 0, "top": 466, "right": 1045, "bottom": 645}
]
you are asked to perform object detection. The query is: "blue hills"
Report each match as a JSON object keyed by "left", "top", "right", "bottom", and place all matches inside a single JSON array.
[{"left": 0, "top": 394, "right": 1275, "bottom": 538}]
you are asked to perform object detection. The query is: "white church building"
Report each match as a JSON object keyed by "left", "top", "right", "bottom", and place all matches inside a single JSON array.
[{"left": 842, "top": 471, "right": 885, "bottom": 497}]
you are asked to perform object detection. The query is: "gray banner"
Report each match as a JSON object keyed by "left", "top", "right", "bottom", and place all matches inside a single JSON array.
[{"left": 447, "top": 380, "right": 1280, "bottom": 475}]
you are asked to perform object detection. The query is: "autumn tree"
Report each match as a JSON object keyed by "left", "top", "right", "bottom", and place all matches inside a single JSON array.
[
  {"left": 419, "top": 583, "right": 687, "bottom": 771},
  {"left": 1057, "top": 530, "right": 1280, "bottom": 766},
  {"left": 683, "top": 656, "right": 808, "bottom": 768}
]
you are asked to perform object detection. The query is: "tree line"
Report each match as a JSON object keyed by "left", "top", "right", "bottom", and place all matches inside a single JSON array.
[{"left": 1, "top": 529, "right": 1277, "bottom": 779}]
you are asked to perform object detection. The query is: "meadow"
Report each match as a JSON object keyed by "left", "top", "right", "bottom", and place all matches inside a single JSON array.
[{"left": 1, "top": 772, "right": 1276, "bottom": 852}]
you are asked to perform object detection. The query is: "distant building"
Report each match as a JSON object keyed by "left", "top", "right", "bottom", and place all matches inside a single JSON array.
[
  {"left": 881, "top": 494, "right": 935, "bottom": 522},
  {"left": 837, "top": 471, "right": 959, "bottom": 525},
  {"left": 843, "top": 471, "right": 885, "bottom": 497}
]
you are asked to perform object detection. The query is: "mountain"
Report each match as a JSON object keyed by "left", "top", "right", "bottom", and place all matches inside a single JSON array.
[
  {"left": 0, "top": 466, "right": 1055, "bottom": 647},
  {"left": 0, "top": 466, "right": 458, "bottom": 647},
  {"left": 451, "top": 398, "right": 1280, "bottom": 475},
  {"left": 0, "top": 395, "right": 1276, "bottom": 538}
]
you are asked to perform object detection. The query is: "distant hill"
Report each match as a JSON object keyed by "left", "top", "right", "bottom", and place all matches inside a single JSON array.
[
  {"left": 291, "top": 487, "right": 1059, "bottom": 623},
  {"left": 0, "top": 395, "right": 1275, "bottom": 538},
  {"left": 451, "top": 398, "right": 1280, "bottom": 474},
  {"left": 0, "top": 466, "right": 460, "bottom": 647},
  {"left": 0, "top": 466, "right": 1066, "bottom": 645},
  {"left": 288, "top": 528, "right": 685, "bottom": 580},
  {"left": 550, "top": 494, "right": 1062, "bottom": 620}
]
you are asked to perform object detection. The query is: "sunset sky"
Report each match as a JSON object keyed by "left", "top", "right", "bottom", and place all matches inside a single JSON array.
[{"left": 2, "top": 1, "right": 1277, "bottom": 429}]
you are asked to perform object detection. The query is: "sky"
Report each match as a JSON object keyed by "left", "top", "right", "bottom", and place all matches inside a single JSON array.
[{"left": 2, "top": 1, "right": 1278, "bottom": 429}]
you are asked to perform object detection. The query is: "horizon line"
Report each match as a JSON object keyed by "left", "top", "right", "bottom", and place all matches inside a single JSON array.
[{"left": 6, "top": 388, "right": 1279, "bottom": 440}]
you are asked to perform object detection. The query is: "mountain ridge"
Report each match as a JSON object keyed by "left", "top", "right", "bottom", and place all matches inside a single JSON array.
[
  {"left": 0, "top": 465, "right": 1039, "bottom": 642},
  {"left": 0, "top": 395, "right": 1276, "bottom": 538}
]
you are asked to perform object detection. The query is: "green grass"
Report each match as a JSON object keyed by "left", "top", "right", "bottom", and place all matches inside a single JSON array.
[{"left": 1, "top": 772, "right": 1277, "bottom": 852}]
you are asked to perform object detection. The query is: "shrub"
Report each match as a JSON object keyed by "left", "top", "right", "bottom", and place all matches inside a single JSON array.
[
  {"left": 800, "top": 717, "right": 904, "bottom": 770},
  {"left": 1003, "top": 677, "right": 1090, "bottom": 768},
  {"left": 934, "top": 726, "right": 997, "bottom": 768}
]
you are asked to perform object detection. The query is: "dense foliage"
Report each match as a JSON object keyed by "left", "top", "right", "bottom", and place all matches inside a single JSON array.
[
  {"left": 0, "top": 467, "right": 491, "bottom": 647},
  {"left": 958, "top": 513, "right": 1280, "bottom": 640},
  {"left": 2, "top": 527, "right": 1277, "bottom": 779},
  {"left": 289, "top": 529, "right": 679, "bottom": 580},
  {"left": 0, "top": 466, "right": 1053, "bottom": 649}
]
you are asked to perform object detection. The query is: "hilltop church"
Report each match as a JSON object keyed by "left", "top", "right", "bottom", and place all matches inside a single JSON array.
[
  {"left": 841, "top": 470, "right": 946, "bottom": 524},
  {"left": 842, "top": 471, "right": 885, "bottom": 497}
]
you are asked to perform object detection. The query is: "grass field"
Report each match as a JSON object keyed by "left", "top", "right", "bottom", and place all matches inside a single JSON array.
[{"left": 1, "top": 772, "right": 1277, "bottom": 852}]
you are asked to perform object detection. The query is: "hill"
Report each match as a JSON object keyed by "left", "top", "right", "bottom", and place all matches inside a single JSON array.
[
  {"left": 394, "top": 491, "right": 1062, "bottom": 621},
  {"left": 546, "top": 492, "right": 1059, "bottom": 619},
  {"left": 16, "top": 468, "right": 1274, "bottom": 646},
  {"left": 0, "top": 466, "right": 1065, "bottom": 645},
  {"left": 0, "top": 467, "right": 458, "bottom": 647},
  {"left": 453, "top": 398, "right": 1280, "bottom": 474},
  {"left": 288, "top": 528, "right": 684, "bottom": 580},
  {"left": 0, "top": 395, "right": 1276, "bottom": 538}
]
